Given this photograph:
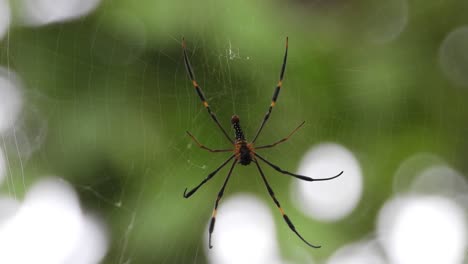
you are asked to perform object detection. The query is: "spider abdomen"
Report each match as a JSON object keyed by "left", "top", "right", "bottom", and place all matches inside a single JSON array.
[{"left": 238, "top": 143, "right": 253, "bottom": 165}]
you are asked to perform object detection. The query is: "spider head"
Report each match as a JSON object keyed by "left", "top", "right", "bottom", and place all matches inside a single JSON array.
[
  {"left": 231, "top": 115, "right": 245, "bottom": 141},
  {"left": 231, "top": 115, "right": 240, "bottom": 124}
]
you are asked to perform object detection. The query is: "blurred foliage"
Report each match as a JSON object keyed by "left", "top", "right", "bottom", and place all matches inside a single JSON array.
[{"left": 1, "top": 0, "right": 468, "bottom": 263}]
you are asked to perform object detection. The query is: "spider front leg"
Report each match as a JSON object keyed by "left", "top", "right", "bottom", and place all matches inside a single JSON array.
[
  {"left": 208, "top": 159, "right": 237, "bottom": 248},
  {"left": 254, "top": 160, "right": 321, "bottom": 248},
  {"left": 252, "top": 37, "right": 288, "bottom": 143},
  {"left": 183, "top": 155, "right": 235, "bottom": 198},
  {"left": 183, "top": 39, "right": 233, "bottom": 144},
  {"left": 255, "top": 121, "right": 305, "bottom": 150},
  {"left": 256, "top": 154, "right": 343, "bottom": 181},
  {"left": 186, "top": 131, "right": 233, "bottom": 153}
]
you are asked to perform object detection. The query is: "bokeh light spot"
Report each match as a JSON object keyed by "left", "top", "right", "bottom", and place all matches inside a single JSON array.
[
  {"left": 0, "top": 178, "right": 109, "bottom": 264},
  {"left": 411, "top": 165, "right": 468, "bottom": 197},
  {"left": 65, "top": 215, "right": 109, "bottom": 264},
  {"left": 327, "top": 240, "right": 386, "bottom": 264},
  {"left": 205, "top": 194, "right": 282, "bottom": 264},
  {"left": 0, "top": 196, "right": 19, "bottom": 226},
  {"left": 0, "top": 178, "right": 83, "bottom": 264},
  {"left": 439, "top": 26, "right": 468, "bottom": 87},
  {"left": 364, "top": 0, "right": 409, "bottom": 43},
  {"left": 0, "top": 68, "right": 23, "bottom": 134},
  {"left": 392, "top": 153, "right": 444, "bottom": 194},
  {"left": 20, "top": 0, "right": 102, "bottom": 26},
  {"left": 0, "top": 0, "right": 10, "bottom": 40},
  {"left": 377, "top": 195, "right": 467, "bottom": 264},
  {"left": 0, "top": 147, "right": 5, "bottom": 186},
  {"left": 292, "top": 143, "right": 363, "bottom": 221}
]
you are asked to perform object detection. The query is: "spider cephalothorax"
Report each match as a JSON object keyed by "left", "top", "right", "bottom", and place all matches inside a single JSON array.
[{"left": 182, "top": 37, "right": 343, "bottom": 249}]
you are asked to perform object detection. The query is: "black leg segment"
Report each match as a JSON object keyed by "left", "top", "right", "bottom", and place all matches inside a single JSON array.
[
  {"left": 256, "top": 154, "right": 343, "bottom": 182},
  {"left": 252, "top": 37, "right": 289, "bottom": 143},
  {"left": 208, "top": 159, "right": 238, "bottom": 248},
  {"left": 182, "top": 38, "right": 234, "bottom": 144},
  {"left": 183, "top": 155, "right": 235, "bottom": 198},
  {"left": 254, "top": 160, "right": 321, "bottom": 248}
]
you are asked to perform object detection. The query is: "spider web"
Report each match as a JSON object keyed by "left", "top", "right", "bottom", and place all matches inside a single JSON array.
[{"left": 1, "top": 0, "right": 468, "bottom": 264}]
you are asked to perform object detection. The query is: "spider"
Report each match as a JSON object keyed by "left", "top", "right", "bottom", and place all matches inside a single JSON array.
[{"left": 182, "top": 37, "right": 343, "bottom": 249}]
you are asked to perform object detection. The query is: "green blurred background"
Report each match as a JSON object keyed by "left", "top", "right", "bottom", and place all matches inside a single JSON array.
[{"left": 1, "top": 0, "right": 468, "bottom": 263}]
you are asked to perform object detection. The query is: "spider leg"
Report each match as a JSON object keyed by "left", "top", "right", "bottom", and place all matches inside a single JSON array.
[
  {"left": 254, "top": 160, "right": 321, "bottom": 248},
  {"left": 186, "top": 131, "right": 233, "bottom": 153},
  {"left": 252, "top": 37, "right": 288, "bottom": 143},
  {"left": 183, "top": 155, "right": 235, "bottom": 198},
  {"left": 208, "top": 159, "right": 238, "bottom": 248},
  {"left": 256, "top": 154, "right": 343, "bottom": 182},
  {"left": 255, "top": 121, "right": 305, "bottom": 150},
  {"left": 182, "top": 38, "right": 234, "bottom": 144}
]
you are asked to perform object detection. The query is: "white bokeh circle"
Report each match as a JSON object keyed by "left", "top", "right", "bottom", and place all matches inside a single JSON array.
[
  {"left": 20, "top": 0, "right": 102, "bottom": 26},
  {"left": 0, "top": 68, "right": 23, "bottom": 134},
  {"left": 292, "top": 143, "right": 363, "bottom": 221},
  {"left": 411, "top": 165, "right": 468, "bottom": 197},
  {"left": 205, "top": 194, "right": 282, "bottom": 264},
  {"left": 0, "top": 147, "right": 5, "bottom": 186},
  {"left": 392, "top": 153, "right": 444, "bottom": 194},
  {"left": 65, "top": 214, "right": 109, "bottom": 264},
  {"left": 0, "top": 178, "right": 83, "bottom": 264},
  {"left": 327, "top": 239, "right": 386, "bottom": 264},
  {"left": 377, "top": 195, "right": 467, "bottom": 264},
  {"left": 0, "top": 0, "right": 10, "bottom": 41},
  {"left": 0, "top": 196, "right": 19, "bottom": 226},
  {"left": 364, "top": 0, "right": 409, "bottom": 43},
  {"left": 0, "top": 178, "right": 109, "bottom": 264},
  {"left": 439, "top": 26, "right": 468, "bottom": 87}
]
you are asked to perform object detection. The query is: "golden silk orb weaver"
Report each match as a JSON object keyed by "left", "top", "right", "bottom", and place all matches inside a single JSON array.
[{"left": 182, "top": 37, "right": 343, "bottom": 249}]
